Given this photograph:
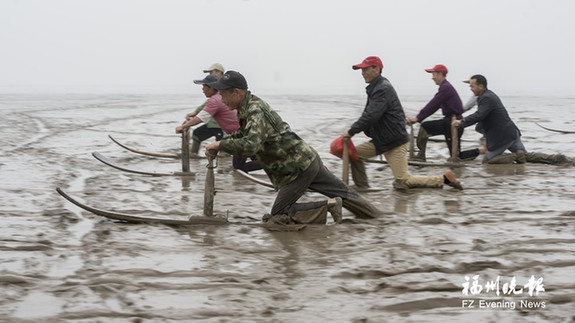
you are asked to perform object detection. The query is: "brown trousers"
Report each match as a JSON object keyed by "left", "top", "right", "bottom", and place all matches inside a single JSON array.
[{"left": 352, "top": 141, "right": 444, "bottom": 188}]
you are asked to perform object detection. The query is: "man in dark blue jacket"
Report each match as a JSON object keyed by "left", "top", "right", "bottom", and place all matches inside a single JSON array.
[
  {"left": 343, "top": 56, "right": 462, "bottom": 190},
  {"left": 452, "top": 74, "right": 526, "bottom": 164}
]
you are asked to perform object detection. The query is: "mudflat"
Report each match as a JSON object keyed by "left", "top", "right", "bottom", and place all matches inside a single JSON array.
[{"left": 1, "top": 93, "right": 573, "bottom": 322}]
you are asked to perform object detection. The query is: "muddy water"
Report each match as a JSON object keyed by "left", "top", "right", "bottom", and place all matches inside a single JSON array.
[{"left": 0, "top": 93, "right": 574, "bottom": 322}]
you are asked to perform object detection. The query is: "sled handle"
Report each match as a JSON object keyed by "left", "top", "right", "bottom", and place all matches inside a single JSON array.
[
  {"left": 203, "top": 149, "right": 218, "bottom": 217},
  {"left": 451, "top": 115, "right": 459, "bottom": 161},
  {"left": 342, "top": 138, "right": 349, "bottom": 185},
  {"left": 181, "top": 127, "right": 191, "bottom": 172}
]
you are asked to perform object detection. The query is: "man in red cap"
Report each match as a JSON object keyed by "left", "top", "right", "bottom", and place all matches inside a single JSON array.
[
  {"left": 406, "top": 64, "right": 477, "bottom": 161},
  {"left": 342, "top": 57, "right": 463, "bottom": 190}
]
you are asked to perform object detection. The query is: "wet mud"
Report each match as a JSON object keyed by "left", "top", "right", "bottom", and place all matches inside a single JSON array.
[{"left": 0, "top": 93, "right": 574, "bottom": 322}]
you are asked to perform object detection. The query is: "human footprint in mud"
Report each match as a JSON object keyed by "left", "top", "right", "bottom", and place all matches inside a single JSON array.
[{"left": 205, "top": 71, "right": 381, "bottom": 225}]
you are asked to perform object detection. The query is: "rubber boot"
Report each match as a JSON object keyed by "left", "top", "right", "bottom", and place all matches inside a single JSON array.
[
  {"left": 327, "top": 197, "right": 343, "bottom": 224},
  {"left": 190, "top": 136, "right": 201, "bottom": 155},
  {"left": 342, "top": 195, "right": 382, "bottom": 219},
  {"left": 485, "top": 153, "right": 517, "bottom": 164},
  {"left": 515, "top": 150, "right": 526, "bottom": 164},
  {"left": 263, "top": 201, "right": 329, "bottom": 225},
  {"left": 290, "top": 202, "right": 328, "bottom": 224},
  {"left": 414, "top": 127, "right": 429, "bottom": 161},
  {"left": 526, "top": 152, "right": 549, "bottom": 164},
  {"left": 350, "top": 160, "right": 369, "bottom": 189}
]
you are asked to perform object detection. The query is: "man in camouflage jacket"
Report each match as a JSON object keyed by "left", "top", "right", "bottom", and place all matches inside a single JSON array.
[{"left": 205, "top": 71, "right": 380, "bottom": 224}]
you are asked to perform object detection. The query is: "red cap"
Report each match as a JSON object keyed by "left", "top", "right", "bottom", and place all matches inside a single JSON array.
[
  {"left": 352, "top": 56, "right": 383, "bottom": 70},
  {"left": 425, "top": 64, "right": 448, "bottom": 75}
]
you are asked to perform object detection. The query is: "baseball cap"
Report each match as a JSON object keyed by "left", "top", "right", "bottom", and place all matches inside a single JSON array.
[
  {"left": 425, "top": 64, "right": 448, "bottom": 75},
  {"left": 352, "top": 56, "right": 384, "bottom": 70},
  {"left": 463, "top": 78, "right": 471, "bottom": 84},
  {"left": 193, "top": 74, "right": 219, "bottom": 85},
  {"left": 209, "top": 71, "right": 248, "bottom": 90},
  {"left": 203, "top": 63, "right": 225, "bottom": 73}
]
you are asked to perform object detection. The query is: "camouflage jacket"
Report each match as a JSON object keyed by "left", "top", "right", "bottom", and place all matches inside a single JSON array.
[{"left": 219, "top": 92, "right": 317, "bottom": 189}]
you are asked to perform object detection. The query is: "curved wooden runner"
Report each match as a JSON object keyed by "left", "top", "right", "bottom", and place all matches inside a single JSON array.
[
  {"left": 92, "top": 152, "right": 195, "bottom": 176},
  {"left": 234, "top": 169, "right": 386, "bottom": 192},
  {"left": 536, "top": 122, "right": 575, "bottom": 134},
  {"left": 56, "top": 187, "right": 228, "bottom": 225},
  {"left": 365, "top": 158, "right": 466, "bottom": 168},
  {"left": 234, "top": 169, "right": 274, "bottom": 188},
  {"left": 109, "top": 134, "right": 180, "bottom": 159}
]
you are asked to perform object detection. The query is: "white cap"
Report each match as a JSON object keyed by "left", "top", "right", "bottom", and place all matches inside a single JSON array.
[{"left": 203, "top": 63, "right": 225, "bottom": 73}]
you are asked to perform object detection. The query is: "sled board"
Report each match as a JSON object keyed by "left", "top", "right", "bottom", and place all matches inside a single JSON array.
[
  {"left": 234, "top": 169, "right": 387, "bottom": 192},
  {"left": 428, "top": 137, "right": 476, "bottom": 143},
  {"left": 109, "top": 134, "right": 181, "bottom": 159},
  {"left": 535, "top": 122, "right": 575, "bottom": 134},
  {"left": 365, "top": 158, "right": 466, "bottom": 168},
  {"left": 108, "top": 134, "right": 210, "bottom": 159},
  {"left": 56, "top": 188, "right": 307, "bottom": 230},
  {"left": 234, "top": 169, "right": 274, "bottom": 188},
  {"left": 56, "top": 187, "right": 228, "bottom": 225},
  {"left": 92, "top": 151, "right": 195, "bottom": 176}
]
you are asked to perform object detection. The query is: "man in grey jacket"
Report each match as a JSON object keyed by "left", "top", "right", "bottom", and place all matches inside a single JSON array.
[
  {"left": 452, "top": 74, "right": 526, "bottom": 164},
  {"left": 343, "top": 56, "right": 462, "bottom": 190}
]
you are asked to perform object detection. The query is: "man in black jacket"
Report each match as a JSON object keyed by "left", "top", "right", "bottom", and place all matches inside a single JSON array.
[
  {"left": 452, "top": 75, "right": 526, "bottom": 164},
  {"left": 343, "top": 56, "right": 462, "bottom": 190}
]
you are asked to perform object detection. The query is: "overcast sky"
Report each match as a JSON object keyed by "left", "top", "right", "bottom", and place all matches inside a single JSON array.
[{"left": 1, "top": 0, "right": 574, "bottom": 97}]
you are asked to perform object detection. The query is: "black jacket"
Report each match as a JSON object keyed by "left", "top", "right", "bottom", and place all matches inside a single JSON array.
[
  {"left": 348, "top": 75, "right": 409, "bottom": 154},
  {"left": 462, "top": 89, "right": 521, "bottom": 151}
]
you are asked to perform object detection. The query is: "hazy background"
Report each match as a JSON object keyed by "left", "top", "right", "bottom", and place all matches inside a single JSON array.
[{"left": 1, "top": 0, "right": 574, "bottom": 97}]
